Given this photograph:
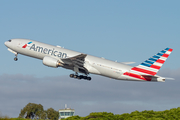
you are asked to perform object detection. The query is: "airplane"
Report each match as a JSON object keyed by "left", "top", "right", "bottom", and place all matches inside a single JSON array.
[{"left": 4, "top": 39, "right": 173, "bottom": 82}]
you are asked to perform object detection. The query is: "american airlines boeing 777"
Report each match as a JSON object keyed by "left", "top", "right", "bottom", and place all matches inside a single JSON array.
[{"left": 4, "top": 39, "right": 173, "bottom": 82}]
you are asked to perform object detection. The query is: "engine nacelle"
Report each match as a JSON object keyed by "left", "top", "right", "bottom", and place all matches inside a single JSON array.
[{"left": 43, "top": 56, "right": 59, "bottom": 68}]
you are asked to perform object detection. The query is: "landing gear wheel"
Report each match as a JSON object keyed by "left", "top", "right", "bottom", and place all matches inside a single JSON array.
[
  {"left": 14, "top": 57, "right": 18, "bottom": 61},
  {"left": 69, "top": 74, "right": 91, "bottom": 81},
  {"left": 83, "top": 76, "right": 87, "bottom": 80},
  {"left": 77, "top": 76, "right": 81, "bottom": 79},
  {"left": 79, "top": 75, "right": 84, "bottom": 79},
  {"left": 70, "top": 74, "right": 74, "bottom": 78},
  {"left": 14, "top": 53, "right": 18, "bottom": 61},
  {"left": 74, "top": 75, "right": 78, "bottom": 78},
  {"left": 87, "top": 77, "right": 91, "bottom": 81}
]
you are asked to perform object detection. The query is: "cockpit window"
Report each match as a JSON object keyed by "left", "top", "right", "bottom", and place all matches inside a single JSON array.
[{"left": 8, "top": 40, "right": 11, "bottom": 42}]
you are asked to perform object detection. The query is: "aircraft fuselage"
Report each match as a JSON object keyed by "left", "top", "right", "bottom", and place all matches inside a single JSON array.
[{"left": 5, "top": 39, "right": 172, "bottom": 82}]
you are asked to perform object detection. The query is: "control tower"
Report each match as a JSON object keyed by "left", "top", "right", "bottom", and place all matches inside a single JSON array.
[{"left": 59, "top": 104, "right": 75, "bottom": 120}]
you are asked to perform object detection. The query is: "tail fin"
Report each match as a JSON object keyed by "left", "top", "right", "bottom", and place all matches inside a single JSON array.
[{"left": 130, "top": 48, "right": 173, "bottom": 76}]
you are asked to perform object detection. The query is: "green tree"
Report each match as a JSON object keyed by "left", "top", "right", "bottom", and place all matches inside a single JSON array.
[
  {"left": 65, "top": 115, "right": 81, "bottom": 120},
  {"left": 40, "top": 111, "right": 47, "bottom": 119},
  {"left": 82, "top": 112, "right": 119, "bottom": 120},
  {"left": 46, "top": 108, "right": 59, "bottom": 120},
  {"left": 65, "top": 107, "right": 180, "bottom": 120},
  {"left": 18, "top": 103, "right": 44, "bottom": 119}
]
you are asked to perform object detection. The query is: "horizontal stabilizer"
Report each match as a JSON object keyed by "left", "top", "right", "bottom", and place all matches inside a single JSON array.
[
  {"left": 164, "top": 77, "right": 175, "bottom": 80},
  {"left": 121, "top": 62, "right": 135, "bottom": 64}
]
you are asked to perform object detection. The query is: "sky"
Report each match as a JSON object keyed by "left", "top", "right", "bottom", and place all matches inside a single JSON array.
[{"left": 0, "top": 0, "right": 180, "bottom": 118}]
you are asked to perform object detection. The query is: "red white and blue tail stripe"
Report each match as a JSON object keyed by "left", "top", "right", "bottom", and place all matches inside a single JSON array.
[
  {"left": 123, "top": 48, "right": 173, "bottom": 81},
  {"left": 130, "top": 48, "right": 173, "bottom": 76}
]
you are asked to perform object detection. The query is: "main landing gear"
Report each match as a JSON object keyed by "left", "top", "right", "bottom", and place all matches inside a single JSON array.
[{"left": 70, "top": 74, "right": 91, "bottom": 81}]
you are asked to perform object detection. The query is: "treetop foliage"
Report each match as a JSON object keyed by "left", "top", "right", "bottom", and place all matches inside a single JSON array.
[
  {"left": 19, "top": 103, "right": 44, "bottom": 119},
  {"left": 46, "top": 108, "right": 59, "bottom": 120},
  {"left": 2, "top": 103, "right": 180, "bottom": 120},
  {"left": 65, "top": 107, "right": 180, "bottom": 120},
  {"left": 18, "top": 103, "right": 58, "bottom": 120}
]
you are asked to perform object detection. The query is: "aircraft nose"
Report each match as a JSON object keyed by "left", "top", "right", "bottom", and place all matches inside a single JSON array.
[
  {"left": 4, "top": 40, "right": 11, "bottom": 47},
  {"left": 4, "top": 41, "right": 8, "bottom": 47}
]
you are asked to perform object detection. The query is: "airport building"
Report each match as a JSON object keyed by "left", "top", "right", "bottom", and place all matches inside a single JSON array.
[{"left": 59, "top": 105, "right": 75, "bottom": 120}]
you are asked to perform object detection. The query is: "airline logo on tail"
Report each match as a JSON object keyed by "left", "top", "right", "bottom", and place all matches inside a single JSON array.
[{"left": 123, "top": 48, "right": 173, "bottom": 81}]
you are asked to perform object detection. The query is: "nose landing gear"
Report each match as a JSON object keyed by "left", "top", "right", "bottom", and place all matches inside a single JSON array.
[
  {"left": 70, "top": 74, "right": 91, "bottom": 81},
  {"left": 14, "top": 57, "right": 18, "bottom": 61},
  {"left": 14, "top": 53, "right": 18, "bottom": 61}
]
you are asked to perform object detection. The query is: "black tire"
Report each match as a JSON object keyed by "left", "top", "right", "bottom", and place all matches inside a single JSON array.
[
  {"left": 14, "top": 57, "right": 18, "bottom": 61},
  {"left": 83, "top": 76, "right": 87, "bottom": 79},
  {"left": 79, "top": 75, "right": 84, "bottom": 79},
  {"left": 87, "top": 77, "right": 91, "bottom": 81},
  {"left": 70, "top": 74, "right": 74, "bottom": 78},
  {"left": 77, "top": 76, "right": 82, "bottom": 79},
  {"left": 74, "top": 75, "right": 78, "bottom": 78}
]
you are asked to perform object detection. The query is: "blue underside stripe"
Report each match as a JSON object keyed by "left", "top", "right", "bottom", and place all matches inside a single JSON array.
[
  {"left": 149, "top": 58, "right": 158, "bottom": 62},
  {"left": 160, "top": 50, "right": 166, "bottom": 53},
  {"left": 145, "top": 60, "right": 154, "bottom": 64},
  {"left": 141, "top": 63, "right": 151, "bottom": 67},
  {"left": 165, "top": 48, "right": 170, "bottom": 51},
  {"left": 157, "top": 53, "right": 163, "bottom": 56},
  {"left": 153, "top": 55, "right": 160, "bottom": 59}
]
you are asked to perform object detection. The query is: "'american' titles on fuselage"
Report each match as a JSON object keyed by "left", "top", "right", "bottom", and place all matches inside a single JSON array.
[{"left": 29, "top": 43, "right": 67, "bottom": 58}]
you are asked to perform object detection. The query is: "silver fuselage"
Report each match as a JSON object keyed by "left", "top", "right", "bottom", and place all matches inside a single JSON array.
[{"left": 5, "top": 39, "right": 165, "bottom": 82}]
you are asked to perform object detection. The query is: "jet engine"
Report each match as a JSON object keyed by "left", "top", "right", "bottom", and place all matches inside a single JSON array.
[{"left": 43, "top": 56, "right": 60, "bottom": 68}]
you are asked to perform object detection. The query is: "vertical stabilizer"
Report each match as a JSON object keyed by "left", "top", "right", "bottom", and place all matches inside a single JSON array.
[{"left": 130, "top": 48, "right": 173, "bottom": 76}]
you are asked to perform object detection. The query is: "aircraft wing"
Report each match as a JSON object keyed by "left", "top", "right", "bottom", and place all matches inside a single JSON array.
[{"left": 61, "top": 54, "right": 89, "bottom": 74}]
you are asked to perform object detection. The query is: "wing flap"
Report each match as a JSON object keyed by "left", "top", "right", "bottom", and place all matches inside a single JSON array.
[
  {"left": 62, "top": 54, "right": 87, "bottom": 64},
  {"left": 61, "top": 54, "right": 89, "bottom": 74}
]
